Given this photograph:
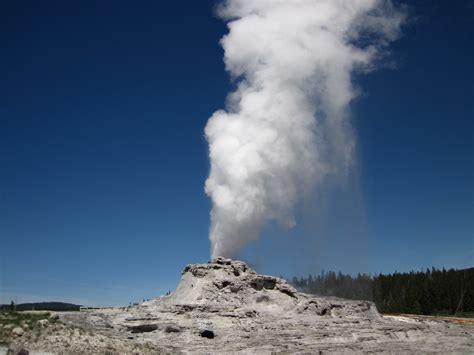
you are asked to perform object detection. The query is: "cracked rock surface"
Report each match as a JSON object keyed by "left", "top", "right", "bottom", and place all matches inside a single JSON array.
[{"left": 3, "top": 257, "right": 474, "bottom": 354}]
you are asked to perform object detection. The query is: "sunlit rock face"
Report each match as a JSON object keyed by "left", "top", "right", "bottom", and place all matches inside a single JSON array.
[
  {"left": 151, "top": 257, "right": 381, "bottom": 320},
  {"left": 170, "top": 257, "right": 298, "bottom": 307}
]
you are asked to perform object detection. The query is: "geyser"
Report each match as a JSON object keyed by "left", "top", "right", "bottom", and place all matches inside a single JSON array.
[{"left": 205, "top": 0, "right": 405, "bottom": 258}]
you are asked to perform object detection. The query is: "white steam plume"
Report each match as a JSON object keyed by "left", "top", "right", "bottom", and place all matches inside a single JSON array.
[{"left": 205, "top": 0, "right": 404, "bottom": 258}]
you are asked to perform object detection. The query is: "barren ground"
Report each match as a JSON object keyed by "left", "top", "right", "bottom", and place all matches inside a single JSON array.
[{"left": 2, "top": 258, "right": 473, "bottom": 354}]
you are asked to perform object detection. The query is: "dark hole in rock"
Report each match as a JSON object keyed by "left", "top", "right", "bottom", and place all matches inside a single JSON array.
[
  {"left": 280, "top": 288, "right": 296, "bottom": 298},
  {"left": 200, "top": 330, "right": 215, "bottom": 339},
  {"left": 320, "top": 308, "right": 328, "bottom": 316},
  {"left": 214, "top": 281, "right": 232, "bottom": 289},
  {"left": 233, "top": 270, "right": 240, "bottom": 277},
  {"left": 262, "top": 279, "right": 276, "bottom": 289},
  {"left": 191, "top": 268, "right": 207, "bottom": 278},
  {"left": 251, "top": 278, "right": 277, "bottom": 290},
  {"left": 214, "top": 257, "right": 231, "bottom": 265},
  {"left": 128, "top": 324, "right": 158, "bottom": 333}
]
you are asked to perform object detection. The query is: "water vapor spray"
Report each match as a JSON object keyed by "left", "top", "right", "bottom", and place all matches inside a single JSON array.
[{"left": 205, "top": 0, "right": 404, "bottom": 258}]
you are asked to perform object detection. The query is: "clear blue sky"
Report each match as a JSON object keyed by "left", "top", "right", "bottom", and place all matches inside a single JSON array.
[{"left": 1, "top": 0, "right": 472, "bottom": 305}]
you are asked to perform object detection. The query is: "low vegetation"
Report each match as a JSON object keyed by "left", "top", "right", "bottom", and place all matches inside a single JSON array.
[
  {"left": 0, "top": 311, "right": 55, "bottom": 343},
  {"left": 0, "top": 302, "right": 80, "bottom": 312}
]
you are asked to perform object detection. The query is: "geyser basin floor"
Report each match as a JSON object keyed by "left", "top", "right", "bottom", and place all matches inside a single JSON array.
[{"left": 4, "top": 258, "right": 474, "bottom": 353}]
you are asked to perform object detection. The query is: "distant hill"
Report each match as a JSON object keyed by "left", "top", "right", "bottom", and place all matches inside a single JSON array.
[{"left": 0, "top": 302, "right": 81, "bottom": 312}]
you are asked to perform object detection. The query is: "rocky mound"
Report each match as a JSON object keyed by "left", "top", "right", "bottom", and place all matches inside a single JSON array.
[
  {"left": 171, "top": 257, "right": 295, "bottom": 303},
  {"left": 151, "top": 257, "right": 380, "bottom": 320}
]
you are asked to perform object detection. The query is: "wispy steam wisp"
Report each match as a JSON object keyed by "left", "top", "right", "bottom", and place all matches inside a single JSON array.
[{"left": 205, "top": 0, "right": 404, "bottom": 258}]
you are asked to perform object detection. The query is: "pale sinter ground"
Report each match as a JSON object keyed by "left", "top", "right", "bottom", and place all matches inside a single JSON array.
[{"left": 2, "top": 257, "right": 473, "bottom": 354}]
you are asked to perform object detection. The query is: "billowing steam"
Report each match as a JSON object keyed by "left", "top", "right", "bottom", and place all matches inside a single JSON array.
[{"left": 205, "top": 0, "right": 404, "bottom": 258}]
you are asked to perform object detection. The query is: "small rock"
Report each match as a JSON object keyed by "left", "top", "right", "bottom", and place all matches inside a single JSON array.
[
  {"left": 37, "top": 319, "right": 49, "bottom": 327},
  {"left": 12, "top": 327, "right": 24, "bottom": 336},
  {"left": 49, "top": 313, "right": 59, "bottom": 320}
]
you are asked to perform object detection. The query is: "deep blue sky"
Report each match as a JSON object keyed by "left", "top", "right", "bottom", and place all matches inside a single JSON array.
[{"left": 1, "top": 0, "right": 472, "bottom": 305}]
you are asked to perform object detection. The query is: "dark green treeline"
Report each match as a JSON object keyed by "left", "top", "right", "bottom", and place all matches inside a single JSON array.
[{"left": 289, "top": 267, "right": 474, "bottom": 315}]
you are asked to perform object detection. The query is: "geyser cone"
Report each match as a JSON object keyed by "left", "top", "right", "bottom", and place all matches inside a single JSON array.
[{"left": 155, "top": 257, "right": 380, "bottom": 319}]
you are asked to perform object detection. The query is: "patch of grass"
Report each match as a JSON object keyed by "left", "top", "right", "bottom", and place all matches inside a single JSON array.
[
  {"left": 0, "top": 311, "right": 57, "bottom": 342},
  {"left": 0, "top": 311, "right": 51, "bottom": 328}
]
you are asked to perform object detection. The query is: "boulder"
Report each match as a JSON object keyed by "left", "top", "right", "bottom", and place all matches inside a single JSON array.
[
  {"left": 37, "top": 319, "right": 49, "bottom": 328},
  {"left": 12, "top": 327, "right": 24, "bottom": 336}
]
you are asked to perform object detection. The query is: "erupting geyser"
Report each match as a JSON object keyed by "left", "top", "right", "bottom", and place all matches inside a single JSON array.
[{"left": 205, "top": 0, "right": 405, "bottom": 258}]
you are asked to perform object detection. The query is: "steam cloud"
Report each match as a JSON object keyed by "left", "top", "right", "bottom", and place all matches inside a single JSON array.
[{"left": 205, "top": 0, "right": 404, "bottom": 258}]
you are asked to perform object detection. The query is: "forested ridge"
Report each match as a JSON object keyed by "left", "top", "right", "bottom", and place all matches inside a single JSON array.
[
  {"left": 0, "top": 302, "right": 80, "bottom": 312},
  {"left": 289, "top": 267, "right": 474, "bottom": 315}
]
